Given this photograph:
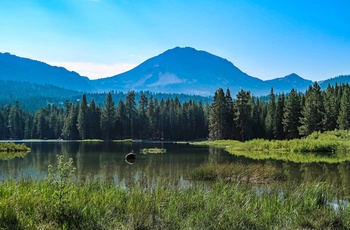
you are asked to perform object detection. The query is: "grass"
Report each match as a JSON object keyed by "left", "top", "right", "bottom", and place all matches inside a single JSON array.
[
  {"left": 191, "top": 163, "right": 286, "bottom": 183},
  {"left": 0, "top": 179, "right": 349, "bottom": 229},
  {"left": 140, "top": 148, "right": 166, "bottom": 154},
  {"left": 0, "top": 142, "right": 30, "bottom": 152},
  {"left": 0, "top": 154, "right": 349, "bottom": 229},
  {"left": 192, "top": 130, "right": 350, "bottom": 163},
  {"left": 113, "top": 139, "right": 134, "bottom": 143},
  {"left": 0, "top": 142, "right": 30, "bottom": 160},
  {"left": 80, "top": 139, "right": 104, "bottom": 142}
]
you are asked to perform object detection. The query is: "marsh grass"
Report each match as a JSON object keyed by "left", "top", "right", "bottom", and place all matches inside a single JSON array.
[
  {"left": 80, "top": 139, "right": 104, "bottom": 142},
  {"left": 0, "top": 178, "right": 349, "bottom": 229},
  {"left": 0, "top": 142, "right": 30, "bottom": 160},
  {"left": 0, "top": 142, "right": 30, "bottom": 152},
  {"left": 192, "top": 163, "right": 286, "bottom": 183},
  {"left": 140, "top": 148, "right": 166, "bottom": 154},
  {"left": 1, "top": 154, "right": 350, "bottom": 229},
  {"left": 113, "top": 139, "right": 134, "bottom": 143},
  {"left": 192, "top": 130, "right": 350, "bottom": 163}
]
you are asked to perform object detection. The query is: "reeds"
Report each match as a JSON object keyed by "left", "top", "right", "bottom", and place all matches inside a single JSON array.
[
  {"left": 192, "top": 130, "right": 350, "bottom": 163},
  {"left": 0, "top": 142, "right": 30, "bottom": 152},
  {"left": 191, "top": 163, "right": 285, "bottom": 183},
  {"left": 140, "top": 148, "right": 166, "bottom": 154},
  {"left": 0, "top": 178, "right": 349, "bottom": 229},
  {"left": 0, "top": 142, "right": 30, "bottom": 160}
]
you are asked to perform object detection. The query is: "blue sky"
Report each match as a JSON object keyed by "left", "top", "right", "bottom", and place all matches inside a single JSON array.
[{"left": 0, "top": 0, "right": 349, "bottom": 81}]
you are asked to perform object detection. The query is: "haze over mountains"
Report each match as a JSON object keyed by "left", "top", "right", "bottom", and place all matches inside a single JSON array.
[{"left": 0, "top": 47, "right": 349, "bottom": 97}]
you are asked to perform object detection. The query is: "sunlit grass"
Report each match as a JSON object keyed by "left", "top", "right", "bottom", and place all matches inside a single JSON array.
[
  {"left": 192, "top": 163, "right": 285, "bottom": 183},
  {"left": 80, "top": 139, "right": 104, "bottom": 142},
  {"left": 0, "top": 142, "right": 30, "bottom": 160},
  {"left": 113, "top": 139, "right": 134, "bottom": 143},
  {"left": 0, "top": 154, "right": 349, "bottom": 229},
  {"left": 0, "top": 179, "right": 348, "bottom": 229},
  {"left": 140, "top": 148, "right": 166, "bottom": 154},
  {"left": 192, "top": 130, "right": 350, "bottom": 163}
]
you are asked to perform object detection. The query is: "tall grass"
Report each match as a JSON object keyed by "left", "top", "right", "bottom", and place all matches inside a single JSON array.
[
  {"left": 0, "top": 178, "right": 349, "bottom": 229},
  {"left": 192, "top": 163, "right": 285, "bottom": 183},
  {"left": 140, "top": 148, "right": 166, "bottom": 154},
  {"left": 192, "top": 130, "right": 350, "bottom": 163},
  {"left": 0, "top": 142, "right": 30, "bottom": 160},
  {"left": 0, "top": 142, "right": 30, "bottom": 152},
  {"left": 1, "top": 154, "right": 349, "bottom": 229}
]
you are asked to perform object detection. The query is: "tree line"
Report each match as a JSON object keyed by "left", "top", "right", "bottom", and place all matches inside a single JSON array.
[
  {"left": 209, "top": 82, "right": 350, "bottom": 141},
  {"left": 1, "top": 82, "right": 350, "bottom": 141},
  {"left": 0, "top": 91, "right": 208, "bottom": 141}
]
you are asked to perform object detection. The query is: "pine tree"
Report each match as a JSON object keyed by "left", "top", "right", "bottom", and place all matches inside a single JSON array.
[
  {"left": 209, "top": 88, "right": 226, "bottom": 140},
  {"left": 225, "top": 88, "right": 234, "bottom": 139},
  {"left": 337, "top": 87, "right": 350, "bottom": 129},
  {"left": 265, "top": 88, "right": 276, "bottom": 139},
  {"left": 274, "top": 93, "right": 285, "bottom": 139},
  {"left": 147, "top": 96, "right": 156, "bottom": 139},
  {"left": 34, "top": 108, "right": 48, "bottom": 139},
  {"left": 234, "top": 89, "right": 252, "bottom": 141},
  {"left": 47, "top": 104, "right": 61, "bottom": 139},
  {"left": 323, "top": 84, "right": 339, "bottom": 131},
  {"left": 116, "top": 100, "right": 127, "bottom": 139},
  {"left": 89, "top": 98, "right": 101, "bottom": 139},
  {"left": 125, "top": 91, "right": 137, "bottom": 139},
  {"left": 298, "top": 82, "right": 325, "bottom": 136},
  {"left": 8, "top": 101, "right": 23, "bottom": 139},
  {"left": 61, "top": 104, "right": 79, "bottom": 140},
  {"left": 23, "top": 113, "right": 33, "bottom": 139},
  {"left": 101, "top": 92, "right": 116, "bottom": 140},
  {"left": 138, "top": 93, "right": 149, "bottom": 139},
  {"left": 283, "top": 89, "right": 301, "bottom": 139},
  {"left": 77, "top": 94, "right": 89, "bottom": 139}
]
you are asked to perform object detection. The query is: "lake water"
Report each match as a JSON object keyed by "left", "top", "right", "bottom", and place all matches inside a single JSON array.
[{"left": 1, "top": 141, "right": 350, "bottom": 196}]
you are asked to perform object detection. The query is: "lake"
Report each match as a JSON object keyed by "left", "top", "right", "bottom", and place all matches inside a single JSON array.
[{"left": 1, "top": 141, "right": 350, "bottom": 196}]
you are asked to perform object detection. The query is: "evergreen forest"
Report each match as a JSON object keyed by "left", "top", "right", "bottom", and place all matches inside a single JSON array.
[{"left": 0, "top": 82, "right": 349, "bottom": 141}]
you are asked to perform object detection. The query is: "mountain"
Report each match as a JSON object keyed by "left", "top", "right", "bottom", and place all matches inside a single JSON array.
[
  {"left": 1, "top": 48, "right": 349, "bottom": 97},
  {"left": 319, "top": 75, "right": 350, "bottom": 89},
  {"left": 92, "top": 47, "right": 266, "bottom": 96},
  {"left": 0, "top": 52, "right": 95, "bottom": 92},
  {"left": 264, "top": 73, "right": 313, "bottom": 93}
]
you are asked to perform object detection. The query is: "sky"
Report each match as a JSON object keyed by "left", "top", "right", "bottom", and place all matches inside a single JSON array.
[{"left": 0, "top": 0, "right": 349, "bottom": 81}]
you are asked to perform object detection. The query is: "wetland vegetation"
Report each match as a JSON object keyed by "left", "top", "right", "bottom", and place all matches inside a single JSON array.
[
  {"left": 192, "top": 130, "right": 350, "bottom": 163},
  {"left": 1, "top": 155, "right": 350, "bottom": 229},
  {"left": 0, "top": 142, "right": 30, "bottom": 160}
]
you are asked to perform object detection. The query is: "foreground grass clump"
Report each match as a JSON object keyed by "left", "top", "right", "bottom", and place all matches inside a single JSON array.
[
  {"left": 193, "top": 130, "right": 350, "bottom": 163},
  {"left": 140, "top": 148, "right": 166, "bottom": 154},
  {"left": 0, "top": 179, "right": 349, "bottom": 229},
  {"left": 192, "top": 163, "right": 285, "bottom": 183}
]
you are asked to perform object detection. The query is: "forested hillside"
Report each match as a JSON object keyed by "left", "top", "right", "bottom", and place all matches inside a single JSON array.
[
  {"left": 0, "top": 81, "right": 212, "bottom": 112},
  {"left": 0, "top": 83, "right": 349, "bottom": 141}
]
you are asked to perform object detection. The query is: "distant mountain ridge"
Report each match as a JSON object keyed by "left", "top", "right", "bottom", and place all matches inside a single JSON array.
[
  {"left": 0, "top": 48, "right": 349, "bottom": 96},
  {"left": 91, "top": 47, "right": 316, "bottom": 95},
  {"left": 0, "top": 52, "right": 94, "bottom": 92}
]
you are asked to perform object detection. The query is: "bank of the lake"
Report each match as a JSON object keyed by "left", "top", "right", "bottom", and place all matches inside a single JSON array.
[{"left": 192, "top": 130, "right": 350, "bottom": 163}]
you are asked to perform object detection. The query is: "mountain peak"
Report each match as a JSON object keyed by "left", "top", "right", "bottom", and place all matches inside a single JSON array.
[
  {"left": 284, "top": 73, "right": 303, "bottom": 80},
  {"left": 93, "top": 46, "right": 263, "bottom": 95}
]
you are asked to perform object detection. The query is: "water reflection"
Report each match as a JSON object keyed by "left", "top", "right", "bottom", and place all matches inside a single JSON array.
[{"left": 1, "top": 142, "right": 350, "bottom": 196}]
